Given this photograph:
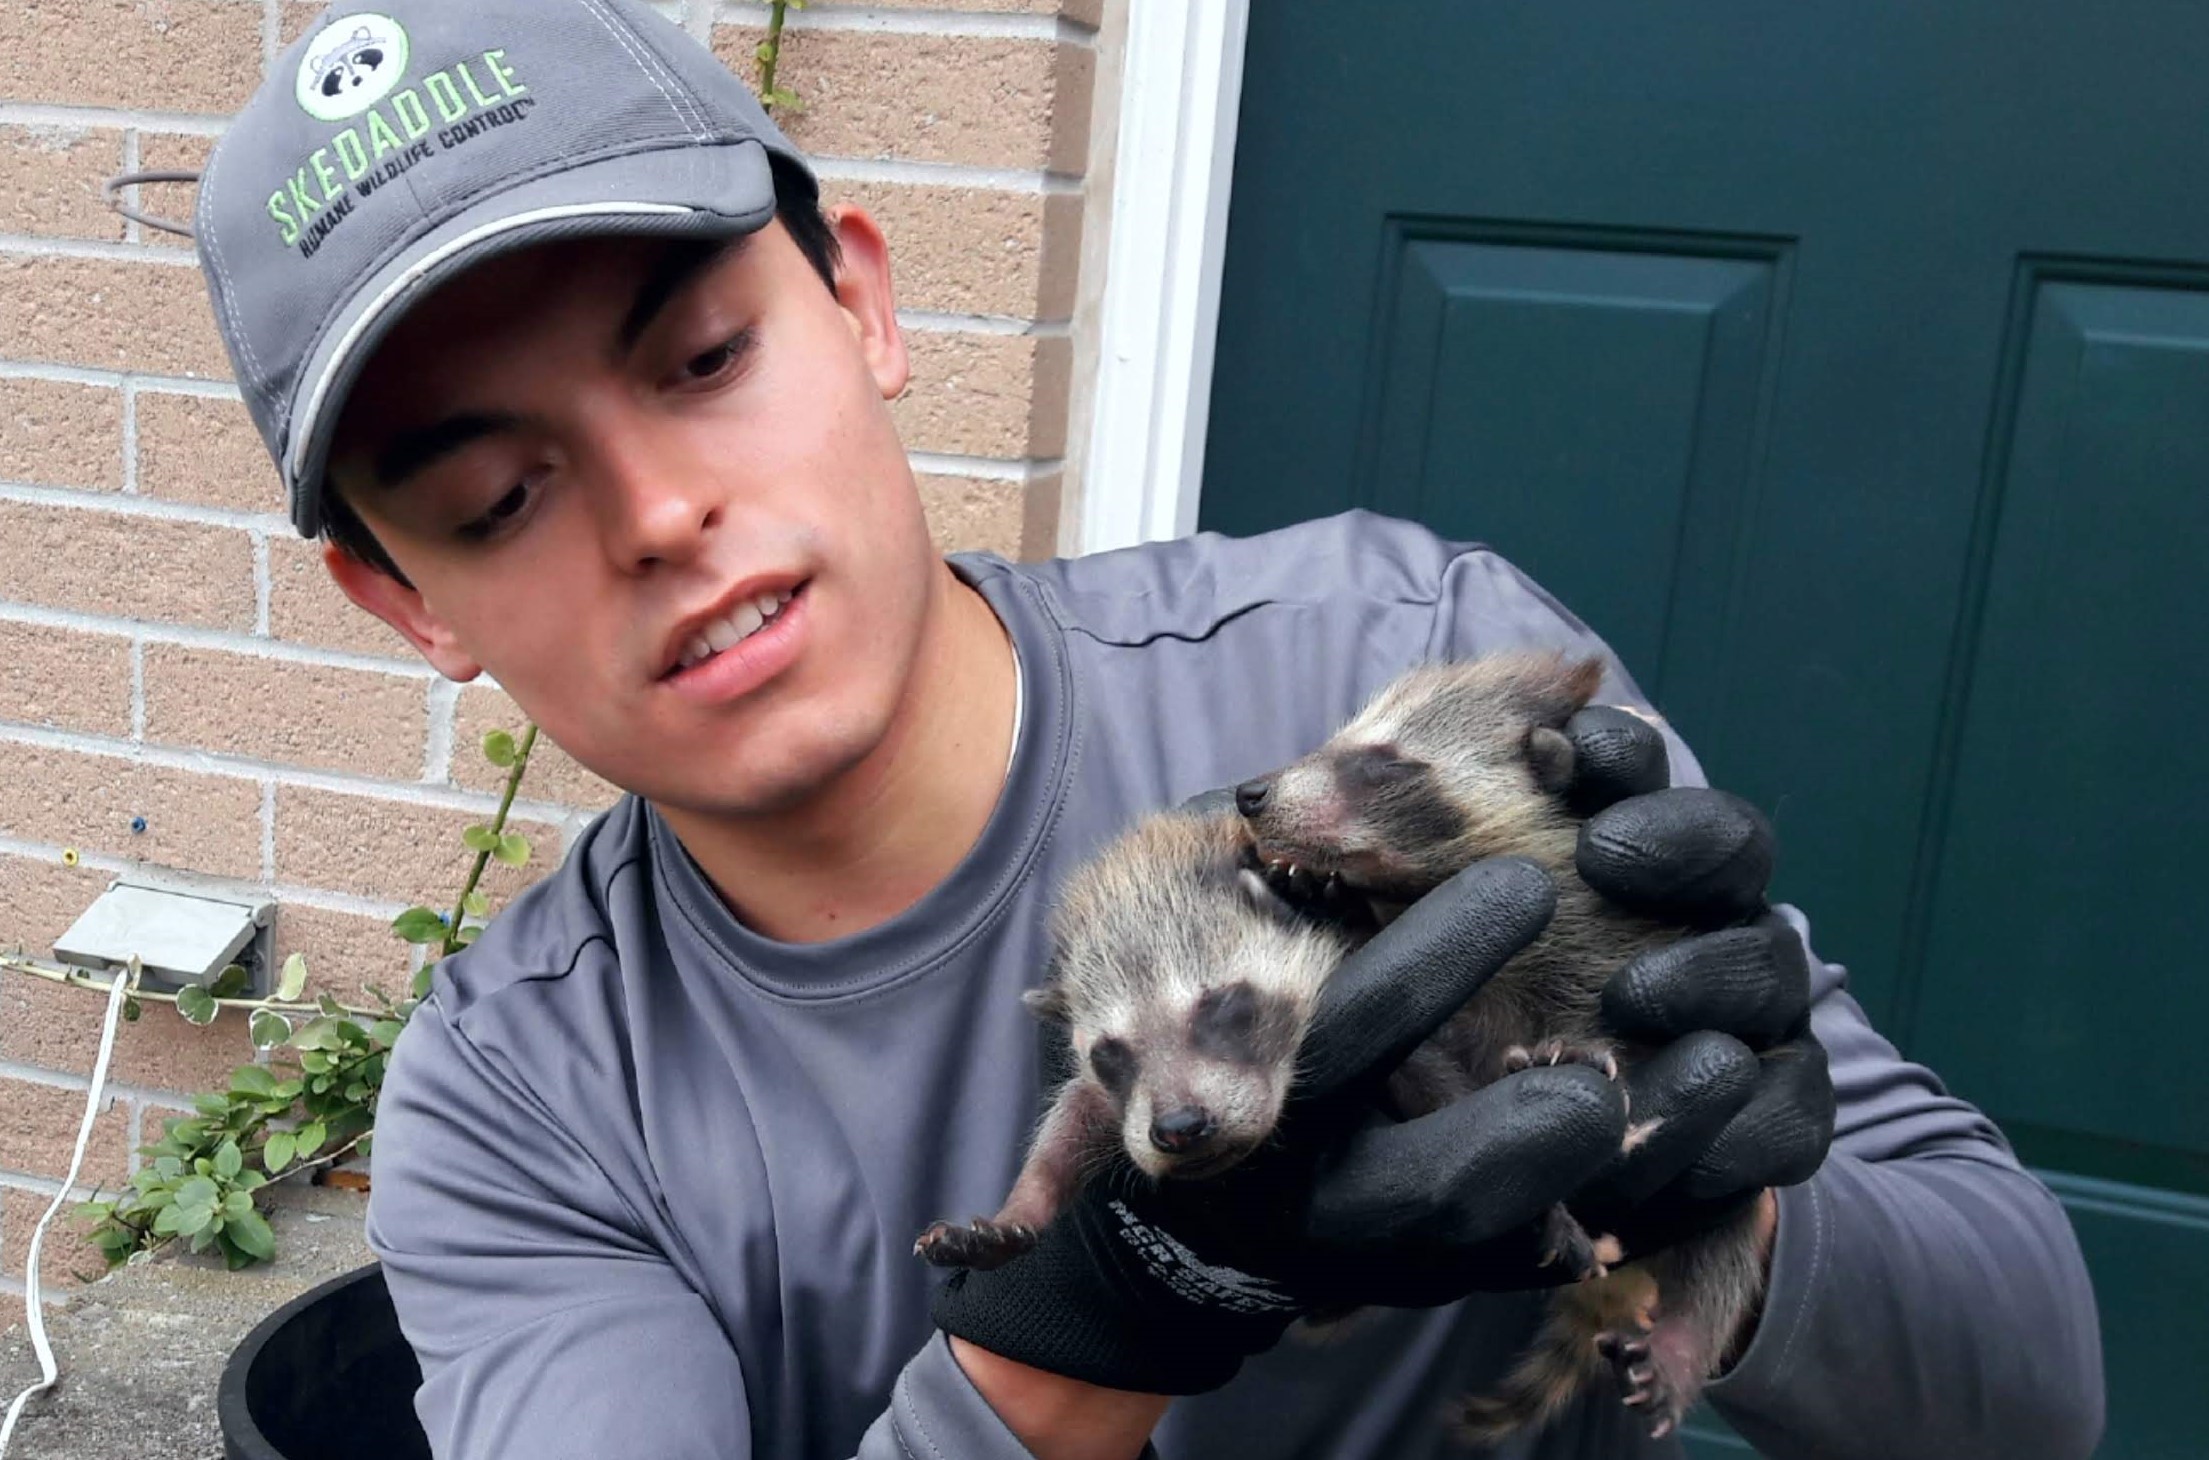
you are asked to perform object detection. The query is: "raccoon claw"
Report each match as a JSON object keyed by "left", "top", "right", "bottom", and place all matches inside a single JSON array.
[
  {"left": 1503, "top": 1040, "right": 1619, "bottom": 1081},
  {"left": 913, "top": 1217, "right": 1038, "bottom": 1271},
  {"left": 1537, "top": 1203, "right": 1612, "bottom": 1281},
  {"left": 1597, "top": 1323, "right": 1688, "bottom": 1440}
]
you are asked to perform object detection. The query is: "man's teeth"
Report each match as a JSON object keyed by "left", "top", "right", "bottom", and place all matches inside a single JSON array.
[{"left": 679, "top": 590, "right": 793, "bottom": 669}]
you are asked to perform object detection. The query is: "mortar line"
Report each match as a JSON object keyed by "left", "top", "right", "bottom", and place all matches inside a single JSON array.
[
  {"left": 0, "top": 361, "right": 238, "bottom": 399},
  {"left": 126, "top": 1102, "right": 145, "bottom": 1177},
  {"left": 809, "top": 155, "right": 1082, "bottom": 195},
  {"left": 0, "top": 601, "right": 435, "bottom": 679},
  {"left": 119, "top": 378, "right": 140, "bottom": 494},
  {"left": 120, "top": 129, "right": 143, "bottom": 247},
  {"left": 260, "top": 782, "right": 277, "bottom": 882},
  {"left": 263, "top": 0, "right": 282, "bottom": 67},
  {"left": 424, "top": 679, "right": 460, "bottom": 785},
  {"left": 0, "top": 234, "right": 202, "bottom": 265},
  {"left": 713, "top": 4, "right": 1093, "bottom": 40},
  {"left": 0, "top": 103, "right": 230, "bottom": 137},
  {"left": 0, "top": 1171, "right": 105, "bottom": 1203},
  {"left": 899, "top": 310, "right": 1072, "bottom": 337},
  {"left": 130, "top": 638, "right": 146, "bottom": 741},
  {"left": 0, "top": 723, "right": 578, "bottom": 825},
  {"left": 0, "top": 832, "right": 417, "bottom": 923},
  {"left": 908, "top": 451, "right": 1065, "bottom": 482},
  {"left": 252, "top": 531, "right": 272, "bottom": 636},
  {"left": 0, "top": 477, "right": 300, "bottom": 533}
]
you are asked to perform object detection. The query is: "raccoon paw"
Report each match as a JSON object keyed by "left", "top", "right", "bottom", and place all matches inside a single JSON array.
[
  {"left": 1595, "top": 1325, "right": 1691, "bottom": 1441},
  {"left": 1503, "top": 1039, "right": 1620, "bottom": 1082},
  {"left": 1536, "top": 1203, "right": 1615, "bottom": 1282},
  {"left": 913, "top": 1217, "right": 1039, "bottom": 1271}
]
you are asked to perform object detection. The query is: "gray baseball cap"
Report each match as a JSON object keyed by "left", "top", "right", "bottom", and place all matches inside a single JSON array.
[{"left": 194, "top": 0, "right": 814, "bottom": 537}]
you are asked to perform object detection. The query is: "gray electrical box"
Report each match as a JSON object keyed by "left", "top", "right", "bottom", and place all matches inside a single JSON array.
[{"left": 53, "top": 880, "right": 276, "bottom": 995}]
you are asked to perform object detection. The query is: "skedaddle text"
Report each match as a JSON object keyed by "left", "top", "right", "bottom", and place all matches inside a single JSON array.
[{"left": 268, "top": 49, "right": 534, "bottom": 257}]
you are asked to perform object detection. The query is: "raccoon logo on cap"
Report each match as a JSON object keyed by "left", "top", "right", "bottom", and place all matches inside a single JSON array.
[{"left": 296, "top": 13, "right": 411, "bottom": 123}]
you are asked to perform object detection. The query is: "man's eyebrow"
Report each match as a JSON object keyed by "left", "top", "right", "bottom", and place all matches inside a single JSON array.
[
  {"left": 373, "top": 412, "right": 521, "bottom": 489},
  {"left": 618, "top": 233, "right": 754, "bottom": 354}
]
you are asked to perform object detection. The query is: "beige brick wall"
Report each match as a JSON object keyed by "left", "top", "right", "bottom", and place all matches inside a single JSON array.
[{"left": 0, "top": 0, "right": 1112, "bottom": 1298}]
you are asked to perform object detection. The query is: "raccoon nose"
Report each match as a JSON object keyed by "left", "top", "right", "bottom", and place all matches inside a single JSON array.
[
  {"left": 1149, "top": 1106, "right": 1217, "bottom": 1154},
  {"left": 1234, "top": 779, "right": 1272, "bottom": 817}
]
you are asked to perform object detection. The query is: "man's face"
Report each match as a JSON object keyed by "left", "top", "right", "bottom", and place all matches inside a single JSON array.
[{"left": 325, "top": 213, "right": 936, "bottom": 816}]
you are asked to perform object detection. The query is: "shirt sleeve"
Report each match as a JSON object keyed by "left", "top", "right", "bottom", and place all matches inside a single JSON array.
[
  {"left": 367, "top": 996, "right": 1059, "bottom": 1460},
  {"left": 1426, "top": 538, "right": 2106, "bottom": 1460}
]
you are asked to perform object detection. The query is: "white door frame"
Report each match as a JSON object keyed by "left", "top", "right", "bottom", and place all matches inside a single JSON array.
[{"left": 1076, "top": 0, "right": 1252, "bottom": 555}]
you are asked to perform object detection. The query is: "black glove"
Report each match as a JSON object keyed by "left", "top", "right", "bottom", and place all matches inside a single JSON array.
[
  {"left": 932, "top": 856, "right": 1632, "bottom": 1394},
  {"left": 1561, "top": 707, "right": 1837, "bottom": 1256}
]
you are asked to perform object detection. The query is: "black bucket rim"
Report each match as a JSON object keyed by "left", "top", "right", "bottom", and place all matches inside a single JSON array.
[{"left": 215, "top": 1261, "right": 392, "bottom": 1460}]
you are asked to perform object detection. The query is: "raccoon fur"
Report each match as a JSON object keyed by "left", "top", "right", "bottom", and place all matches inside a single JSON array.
[
  {"left": 913, "top": 809, "right": 1364, "bottom": 1271},
  {"left": 1237, "top": 650, "right": 1768, "bottom": 1444}
]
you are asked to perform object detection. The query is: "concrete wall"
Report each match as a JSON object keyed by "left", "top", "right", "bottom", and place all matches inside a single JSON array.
[{"left": 0, "top": 0, "right": 1111, "bottom": 1297}]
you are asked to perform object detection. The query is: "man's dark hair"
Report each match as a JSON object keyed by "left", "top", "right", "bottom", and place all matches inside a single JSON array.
[{"left": 322, "top": 154, "right": 842, "bottom": 588}]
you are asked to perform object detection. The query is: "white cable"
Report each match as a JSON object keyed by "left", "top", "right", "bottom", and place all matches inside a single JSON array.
[{"left": 0, "top": 965, "right": 133, "bottom": 1456}]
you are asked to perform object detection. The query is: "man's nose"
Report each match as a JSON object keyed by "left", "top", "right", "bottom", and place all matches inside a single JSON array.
[{"left": 594, "top": 426, "right": 722, "bottom": 570}]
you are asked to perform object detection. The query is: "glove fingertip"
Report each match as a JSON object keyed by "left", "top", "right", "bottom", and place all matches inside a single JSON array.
[{"left": 1563, "top": 706, "right": 1671, "bottom": 815}]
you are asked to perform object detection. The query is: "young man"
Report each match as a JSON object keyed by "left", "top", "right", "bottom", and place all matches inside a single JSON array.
[{"left": 193, "top": 3, "right": 2103, "bottom": 1456}]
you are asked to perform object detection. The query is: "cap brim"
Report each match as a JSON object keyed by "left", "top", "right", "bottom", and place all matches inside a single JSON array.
[{"left": 284, "top": 139, "right": 776, "bottom": 538}]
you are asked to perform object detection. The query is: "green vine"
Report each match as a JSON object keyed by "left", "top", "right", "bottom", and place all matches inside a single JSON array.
[
  {"left": 755, "top": 0, "right": 806, "bottom": 113},
  {"left": 74, "top": 726, "right": 540, "bottom": 1272}
]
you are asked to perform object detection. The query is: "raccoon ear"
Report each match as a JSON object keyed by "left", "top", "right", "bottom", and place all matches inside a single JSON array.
[
  {"left": 1022, "top": 984, "right": 1071, "bottom": 1024},
  {"left": 1526, "top": 725, "right": 1576, "bottom": 793}
]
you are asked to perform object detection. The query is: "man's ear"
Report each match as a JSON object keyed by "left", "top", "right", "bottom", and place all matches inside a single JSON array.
[
  {"left": 321, "top": 541, "right": 483, "bottom": 683},
  {"left": 823, "top": 203, "right": 909, "bottom": 401}
]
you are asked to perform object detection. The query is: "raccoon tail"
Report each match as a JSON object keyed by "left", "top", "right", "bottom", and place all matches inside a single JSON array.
[{"left": 1453, "top": 1295, "right": 1607, "bottom": 1445}]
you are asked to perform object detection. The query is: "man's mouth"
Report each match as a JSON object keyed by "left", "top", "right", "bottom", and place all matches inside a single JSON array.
[{"left": 659, "top": 578, "right": 810, "bottom": 681}]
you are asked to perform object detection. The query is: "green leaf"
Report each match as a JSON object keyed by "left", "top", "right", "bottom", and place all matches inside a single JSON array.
[
  {"left": 411, "top": 965, "right": 434, "bottom": 999},
  {"left": 263, "top": 1130, "right": 296, "bottom": 1172},
  {"left": 229, "top": 1065, "right": 279, "bottom": 1099},
  {"left": 343, "top": 1081, "right": 369, "bottom": 1103},
  {"left": 226, "top": 1207, "right": 276, "bottom": 1262},
  {"left": 213, "top": 1140, "right": 243, "bottom": 1179},
  {"left": 482, "top": 729, "right": 519, "bottom": 768},
  {"left": 755, "top": 39, "right": 776, "bottom": 63},
  {"left": 295, "top": 1121, "right": 327, "bottom": 1159},
  {"left": 310, "top": 1075, "right": 332, "bottom": 1096},
  {"left": 272, "top": 1078, "right": 304, "bottom": 1101},
  {"left": 235, "top": 1169, "right": 268, "bottom": 1191},
  {"left": 153, "top": 1155, "right": 185, "bottom": 1181},
  {"left": 222, "top": 1191, "right": 255, "bottom": 1220},
  {"left": 250, "top": 1009, "right": 293, "bottom": 1050},
  {"left": 168, "top": 1118, "right": 208, "bottom": 1145},
  {"left": 193, "top": 1091, "right": 231, "bottom": 1118},
  {"left": 275, "top": 952, "right": 309, "bottom": 1003},
  {"left": 209, "top": 963, "right": 250, "bottom": 999},
  {"left": 122, "top": 994, "right": 141, "bottom": 1022},
  {"left": 319, "top": 993, "right": 348, "bottom": 1019},
  {"left": 454, "top": 926, "right": 481, "bottom": 948},
  {"left": 494, "top": 832, "right": 532, "bottom": 868},
  {"left": 175, "top": 1176, "right": 218, "bottom": 1210},
  {"left": 392, "top": 906, "right": 449, "bottom": 944},
  {"left": 370, "top": 1020, "right": 406, "bottom": 1048},
  {"left": 152, "top": 1202, "right": 191, "bottom": 1237},
  {"left": 461, "top": 824, "right": 500, "bottom": 853},
  {"left": 461, "top": 890, "right": 490, "bottom": 920},
  {"left": 176, "top": 986, "right": 219, "bottom": 1026},
  {"left": 293, "top": 1021, "right": 342, "bottom": 1054}
]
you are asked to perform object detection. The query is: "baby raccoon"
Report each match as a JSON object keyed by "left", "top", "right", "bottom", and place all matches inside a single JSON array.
[
  {"left": 1238, "top": 650, "right": 1767, "bottom": 1443},
  {"left": 913, "top": 809, "right": 1363, "bottom": 1271}
]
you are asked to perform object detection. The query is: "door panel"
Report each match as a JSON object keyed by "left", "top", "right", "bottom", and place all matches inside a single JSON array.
[
  {"left": 1363, "top": 228, "right": 1784, "bottom": 707},
  {"left": 1202, "top": 4, "right": 2209, "bottom": 1453},
  {"left": 1911, "top": 273, "right": 2209, "bottom": 1176}
]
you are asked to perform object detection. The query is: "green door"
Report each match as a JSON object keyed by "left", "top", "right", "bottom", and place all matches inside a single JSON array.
[{"left": 1202, "top": 4, "right": 2209, "bottom": 1454}]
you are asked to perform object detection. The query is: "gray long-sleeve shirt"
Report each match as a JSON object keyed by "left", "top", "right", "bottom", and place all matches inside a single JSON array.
[{"left": 365, "top": 511, "right": 2104, "bottom": 1460}]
